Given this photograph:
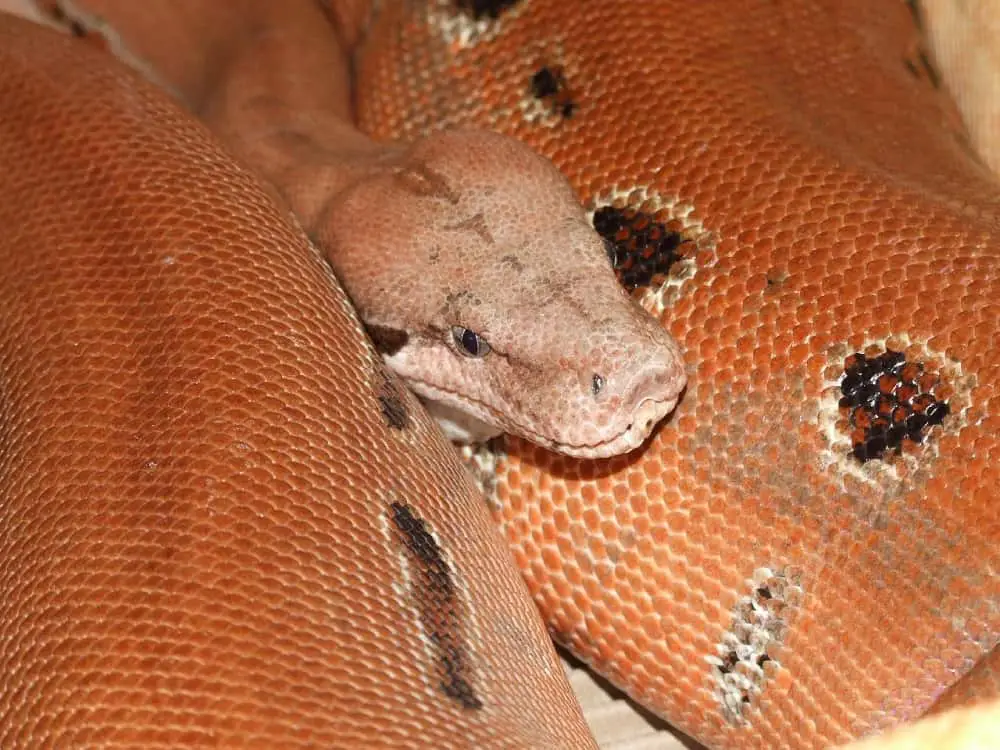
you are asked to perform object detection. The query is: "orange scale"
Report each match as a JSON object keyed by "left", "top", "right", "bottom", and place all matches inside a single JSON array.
[
  {"left": 618, "top": 639, "right": 647, "bottom": 668},
  {"left": 578, "top": 576, "right": 606, "bottom": 609},
  {"left": 666, "top": 603, "right": 709, "bottom": 638},
  {"left": 596, "top": 493, "right": 617, "bottom": 518},
  {"left": 699, "top": 577, "right": 726, "bottom": 607},
  {"left": 557, "top": 605, "right": 585, "bottom": 634},
  {"left": 621, "top": 471, "right": 645, "bottom": 494},
  {"left": 560, "top": 558, "right": 585, "bottom": 588},
  {"left": 591, "top": 604, "right": 617, "bottom": 633},
  {"left": 786, "top": 343, "right": 812, "bottom": 368},
  {"left": 610, "top": 481, "right": 632, "bottom": 505},
  {"left": 554, "top": 530, "right": 580, "bottom": 562},
  {"left": 618, "top": 599, "right": 645, "bottom": 627},
  {"left": 529, "top": 558, "right": 552, "bottom": 587},
  {"left": 621, "top": 564, "right": 651, "bottom": 596},
  {"left": 549, "top": 575, "right": 574, "bottom": 601},
  {"left": 509, "top": 545, "right": 532, "bottom": 573},
  {"left": 359, "top": 4, "right": 1000, "bottom": 744}
]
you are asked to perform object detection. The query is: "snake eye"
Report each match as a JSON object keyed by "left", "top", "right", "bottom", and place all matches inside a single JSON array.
[{"left": 451, "top": 326, "right": 491, "bottom": 358}]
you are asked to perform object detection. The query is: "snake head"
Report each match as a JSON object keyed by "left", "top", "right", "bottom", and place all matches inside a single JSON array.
[{"left": 319, "top": 129, "right": 686, "bottom": 458}]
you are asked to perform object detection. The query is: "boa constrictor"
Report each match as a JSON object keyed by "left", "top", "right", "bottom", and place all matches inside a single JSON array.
[{"left": 0, "top": 2, "right": 996, "bottom": 749}]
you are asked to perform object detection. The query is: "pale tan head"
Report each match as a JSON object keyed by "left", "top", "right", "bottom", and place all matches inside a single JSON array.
[{"left": 320, "top": 130, "right": 686, "bottom": 458}]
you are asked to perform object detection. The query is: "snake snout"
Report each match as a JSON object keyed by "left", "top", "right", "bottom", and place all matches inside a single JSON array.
[
  {"left": 621, "top": 354, "right": 687, "bottom": 436},
  {"left": 630, "top": 393, "right": 679, "bottom": 437}
]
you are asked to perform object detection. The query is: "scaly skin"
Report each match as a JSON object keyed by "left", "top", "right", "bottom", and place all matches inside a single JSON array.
[
  {"left": 27, "top": 0, "right": 686, "bottom": 459},
  {"left": 2, "top": 2, "right": 999, "bottom": 750},
  {"left": 0, "top": 13, "right": 598, "bottom": 749},
  {"left": 351, "top": 1, "right": 1000, "bottom": 749},
  {"left": 319, "top": 130, "right": 686, "bottom": 456}
]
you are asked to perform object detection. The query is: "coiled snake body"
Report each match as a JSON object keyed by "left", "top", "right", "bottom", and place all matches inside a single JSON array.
[{"left": 0, "top": 2, "right": 997, "bottom": 749}]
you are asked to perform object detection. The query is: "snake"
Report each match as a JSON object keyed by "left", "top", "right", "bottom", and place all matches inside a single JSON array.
[{"left": 0, "top": 1, "right": 997, "bottom": 749}]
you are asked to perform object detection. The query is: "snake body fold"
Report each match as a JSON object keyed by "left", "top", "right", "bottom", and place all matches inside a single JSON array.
[{"left": 0, "top": 2, "right": 998, "bottom": 749}]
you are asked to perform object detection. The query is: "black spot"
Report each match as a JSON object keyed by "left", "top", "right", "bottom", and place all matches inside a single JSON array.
[
  {"left": 765, "top": 268, "right": 789, "bottom": 290},
  {"left": 529, "top": 66, "right": 576, "bottom": 119},
  {"left": 377, "top": 373, "right": 410, "bottom": 430},
  {"left": 454, "top": 0, "right": 520, "bottom": 20},
  {"left": 718, "top": 651, "right": 739, "bottom": 674},
  {"left": 531, "top": 67, "right": 560, "bottom": 98},
  {"left": 389, "top": 502, "right": 483, "bottom": 710},
  {"left": 839, "top": 349, "right": 950, "bottom": 463},
  {"left": 714, "top": 570, "right": 796, "bottom": 723},
  {"left": 593, "top": 206, "right": 689, "bottom": 290},
  {"left": 366, "top": 324, "right": 409, "bottom": 357}
]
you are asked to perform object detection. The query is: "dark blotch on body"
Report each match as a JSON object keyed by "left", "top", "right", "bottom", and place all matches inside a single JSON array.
[
  {"left": 530, "top": 66, "right": 576, "bottom": 118},
  {"left": 714, "top": 570, "right": 795, "bottom": 723},
  {"left": 367, "top": 324, "right": 409, "bottom": 357},
  {"left": 454, "top": 0, "right": 520, "bottom": 20},
  {"left": 389, "top": 502, "right": 483, "bottom": 710},
  {"left": 443, "top": 212, "right": 494, "bottom": 244},
  {"left": 839, "top": 348, "right": 950, "bottom": 462},
  {"left": 593, "top": 205, "right": 688, "bottom": 290},
  {"left": 395, "top": 161, "right": 460, "bottom": 204},
  {"left": 499, "top": 254, "right": 524, "bottom": 273},
  {"left": 376, "top": 370, "right": 410, "bottom": 430}
]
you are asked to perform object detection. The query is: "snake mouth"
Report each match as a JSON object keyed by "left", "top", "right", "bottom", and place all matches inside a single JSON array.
[
  {"left": 407, "top": 376, "right": 680, "bottom": 460},
  {"left": 541, "top": 394, "right": 680, "bottom": 459}
]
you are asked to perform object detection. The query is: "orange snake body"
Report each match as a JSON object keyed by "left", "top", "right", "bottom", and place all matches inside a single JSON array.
[
  {"left": 0, "top": 14, "right": 595, "bottom": 749},
  {"left": 0, "top": 2, "right": 998, "bottom": 749},
  {"left": 352, "top": 1, "right": 1000, "bottom": 747}
]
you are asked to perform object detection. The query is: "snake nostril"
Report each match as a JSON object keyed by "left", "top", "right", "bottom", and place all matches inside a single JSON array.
[{"left": 591, "top": 373, "right": 605, "bottom": 396}]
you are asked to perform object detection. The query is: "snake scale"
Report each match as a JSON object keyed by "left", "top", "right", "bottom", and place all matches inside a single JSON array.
[{"left": 0, "top": 1, "right": 997, "bottom": 749}]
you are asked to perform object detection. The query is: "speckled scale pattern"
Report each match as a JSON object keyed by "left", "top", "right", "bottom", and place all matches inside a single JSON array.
[
  {"left": 837, "top": 349, "right": 951, "bottom": 463},
  {"left": 593, "top": 205, "right": 689, "bottom": 291},
  {"left": 352, "top": 2, "right": 1000, "bottom": 748},
  {"left": 0, "top": 16, "right": 597, "bottom": 748}
]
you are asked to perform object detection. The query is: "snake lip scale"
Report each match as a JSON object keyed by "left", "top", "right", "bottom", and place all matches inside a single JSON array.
[{"left": 409, "top": 374, "right": 682, "bottom": 458}]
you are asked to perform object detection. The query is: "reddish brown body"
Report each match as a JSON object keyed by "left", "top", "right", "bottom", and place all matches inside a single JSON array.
[
  {"left": 0, "top": 14, "right": 595, "bottom": 749},
  {"left": 352, "top": 2, "right": 1000, "bottom": 748},
  {"left": 1, "top": 2, "right": 999, "bottom": 749}
]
